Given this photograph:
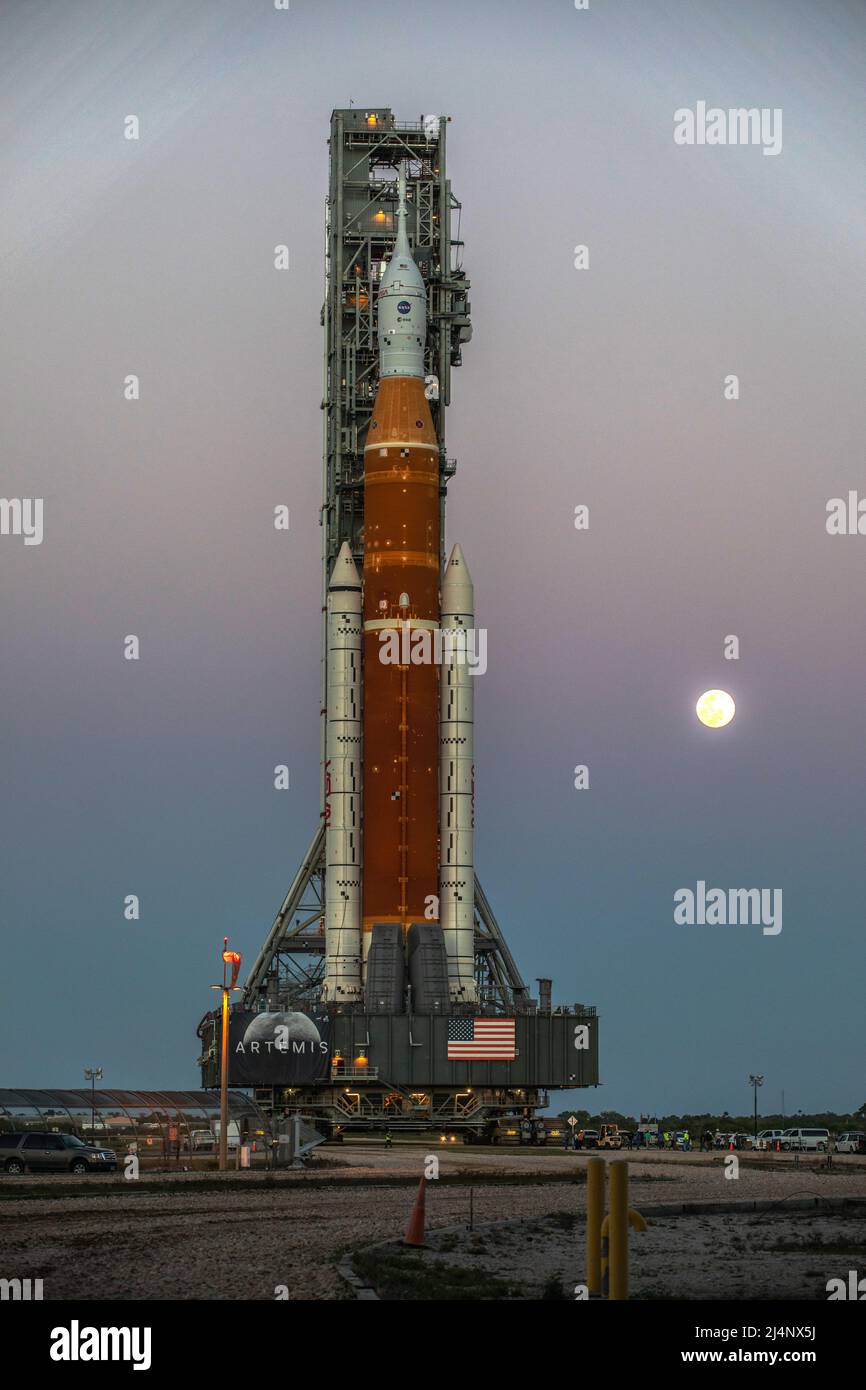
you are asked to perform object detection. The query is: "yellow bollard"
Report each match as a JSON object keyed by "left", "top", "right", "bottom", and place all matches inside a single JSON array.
[
  {"left": 586, "top": 1156, "right": 605, "bottom": 1296},
  {"left": 630, "top": 1208, "right": 648, "bottom": 1234},
  {"left": 609, "top": 1161, "right": 629, "bottom": 1300},
  {"left": 601, "top": 1207, "right": 647, "bottom": 1297}
]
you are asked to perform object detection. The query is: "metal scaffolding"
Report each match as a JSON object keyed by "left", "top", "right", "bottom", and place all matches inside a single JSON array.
[{"left": 321, "top": 107, "right": 471, "bottom": 601}]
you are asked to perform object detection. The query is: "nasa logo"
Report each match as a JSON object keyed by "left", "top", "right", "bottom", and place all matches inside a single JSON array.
[{"left": 397, "top": 300, "right": 411, "bottom": 315}]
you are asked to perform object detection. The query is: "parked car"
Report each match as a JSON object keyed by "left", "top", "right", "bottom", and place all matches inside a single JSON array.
[
  {"left": 718, "top": 1132, "right": 753, "bottom": 1149},
  {"left": 781, "top": 1127, "right": 830, "bottom": 1153},
  {"left": 0, "top": 1132, "right": 118, "bottom": 1174},
  {"left": 834, "top": 1132, "right": 866, "bottom": 1154},
  {"left": 755, "top": 1129, "right": 786, "bottom": 1150},
  {"left": 577, "top": 1129, "right": 599, "bottom": 1149}
]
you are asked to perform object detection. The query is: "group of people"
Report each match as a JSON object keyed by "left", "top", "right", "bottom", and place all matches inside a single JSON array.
[
  {"left": 654, "top": 1130, "right": 720, "bottom": 1152},
  {"left": 559, "top": 1127, "right": 705, "bottom": 1152},
  {"left": 659, "top": 1129, "right": 692, "bottom": 1151}
]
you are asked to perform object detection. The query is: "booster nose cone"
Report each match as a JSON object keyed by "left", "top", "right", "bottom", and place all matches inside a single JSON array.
[
  {"left": 377, "top": 163, "right": 426, "bottom": 378},
  {"left": 441, "top": 543, "right": 474, "bottom": 613},
  {"left": 329, "top": 541, "right": 361, "bottom": 591}
]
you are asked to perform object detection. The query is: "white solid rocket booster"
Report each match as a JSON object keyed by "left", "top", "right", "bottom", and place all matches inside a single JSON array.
[
  {"left": 322, "top": 541, "right": 363, "bottom": 1001},
  {"left": 439, "top": 543, "right": 477, "bottom": 1003}
]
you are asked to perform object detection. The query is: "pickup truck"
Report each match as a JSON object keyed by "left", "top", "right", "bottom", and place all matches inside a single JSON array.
[{"left": 755, "top": 1129, "right": 785, "bottom": 1150}]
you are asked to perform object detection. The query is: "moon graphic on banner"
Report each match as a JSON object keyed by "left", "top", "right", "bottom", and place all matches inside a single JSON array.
[{"left": 242, "top": 1012, "right": 321, "bottom": 1051}]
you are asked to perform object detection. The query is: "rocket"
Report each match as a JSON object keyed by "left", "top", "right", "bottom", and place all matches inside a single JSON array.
[
  {"left": 361, "top": 164, "right": 440, "bottom": 963},
  {"left": 322, "top": 165, "right": 476, "bottom": 1008}
]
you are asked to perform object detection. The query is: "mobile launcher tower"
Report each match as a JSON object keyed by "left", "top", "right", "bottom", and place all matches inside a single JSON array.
[{"left": 198, "top": 110, "right": 598, "bottom": 1140}]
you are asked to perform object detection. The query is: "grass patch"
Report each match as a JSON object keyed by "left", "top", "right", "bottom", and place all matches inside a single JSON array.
[
  {"left": 545, "top": 1211, "right": 577, "bottom": 1232},
  {"left": 0, "top": 1168, "right": 589, "bottom": 1204},
  {"left": 768, "top": 1236, "right": 866, "bottom": 1257},
  {"left": 436, "top": 1233, "right": 460, "bottom": 1253},
  {"left": 352, "top": 1245, "right": 522, "bottom": 1300},
  {"left": 540, "top": 1275, "right": 569, "bottom": 1300}
]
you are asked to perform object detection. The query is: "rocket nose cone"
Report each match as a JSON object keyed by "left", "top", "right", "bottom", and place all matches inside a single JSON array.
[
  {"left": 442, "top": 542, "right": 474, "bottom": 611},
  {"left": 329, "top": 541, "right": 361, "bottom": 590},
  {"left": 445, "top": 542, "right": 471, "bottom": 582}
]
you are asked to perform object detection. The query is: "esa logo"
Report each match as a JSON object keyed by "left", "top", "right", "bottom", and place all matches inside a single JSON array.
[{"left": 397, "top": 300, "right": 411, "bottom": 315}]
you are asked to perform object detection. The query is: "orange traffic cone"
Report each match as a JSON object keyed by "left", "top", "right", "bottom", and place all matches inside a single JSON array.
[{"left": 404, "top": 1177, "right": 427, "bottom": 1247}]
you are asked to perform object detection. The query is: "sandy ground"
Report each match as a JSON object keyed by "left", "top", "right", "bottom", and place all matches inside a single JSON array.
[{"left": 1, "top": 1145, "right": 864, "bottom": 1300}]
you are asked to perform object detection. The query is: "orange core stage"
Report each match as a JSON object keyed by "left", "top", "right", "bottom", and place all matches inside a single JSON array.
[{"left": 362, "top": 374, "right": 440, "bottom": 942}]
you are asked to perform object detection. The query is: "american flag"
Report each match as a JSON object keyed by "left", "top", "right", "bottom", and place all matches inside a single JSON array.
[{"left": 447, "top": 1017, "right": 516, "bottom": 1060}]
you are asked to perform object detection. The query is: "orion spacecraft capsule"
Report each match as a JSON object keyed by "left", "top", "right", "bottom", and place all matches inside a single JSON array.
[{"left": 322, "top": 165, "right": 476, "bottom": 1007}]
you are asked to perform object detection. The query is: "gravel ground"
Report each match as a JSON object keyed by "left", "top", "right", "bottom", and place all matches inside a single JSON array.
[
  {"left": 417, "top": 1210, "right": 866, "bottom": 1301},
  {"left": 2, "top": 1146, "right": 864, "bottom": 1301}
]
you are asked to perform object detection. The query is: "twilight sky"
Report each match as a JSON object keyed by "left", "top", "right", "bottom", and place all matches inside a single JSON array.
[{"left": 1, "top": 0, "right": 864, "bottom": 1117}]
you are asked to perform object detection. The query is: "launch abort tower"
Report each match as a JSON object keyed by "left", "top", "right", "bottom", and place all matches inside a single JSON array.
[{"left": 197, "top": 110, "right": 598, "bottom": 1139}]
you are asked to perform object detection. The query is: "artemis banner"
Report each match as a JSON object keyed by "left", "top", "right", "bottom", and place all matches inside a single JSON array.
[{"left": 228, "top": 1010, "right": 331, "bottom": 1085}]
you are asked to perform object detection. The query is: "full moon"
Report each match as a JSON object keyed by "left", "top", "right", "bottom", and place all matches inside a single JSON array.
[{"left": 696, "top": 689, "right": 735, "bottom": 729}]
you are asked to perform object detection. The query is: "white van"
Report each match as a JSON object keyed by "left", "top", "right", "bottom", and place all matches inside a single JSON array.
[{"left": 781, "top": 1127, "right": 829, "bottom": 1153}]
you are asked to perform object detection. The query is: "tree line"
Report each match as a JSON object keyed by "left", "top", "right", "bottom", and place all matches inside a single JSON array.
[{"left": 557, "top": 1105, "right": 866, "bottom": 1133}]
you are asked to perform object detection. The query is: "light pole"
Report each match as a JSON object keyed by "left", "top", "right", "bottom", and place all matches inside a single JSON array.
[
  {"left": 749, "top": 1074, "right": 764, "bottom": 1142},
  {"left": 84, "top": 1067, "right": 103, "bottom": 1141},
  {"left": 212, "top": 939, "right": 242, "bottom": 1172}
]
